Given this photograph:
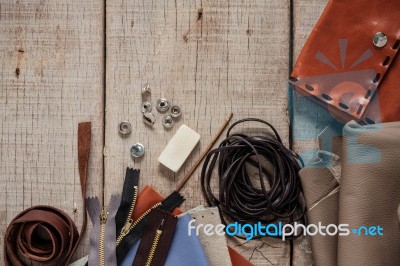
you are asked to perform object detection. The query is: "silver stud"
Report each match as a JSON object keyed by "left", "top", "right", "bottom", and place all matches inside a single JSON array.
[
  {"left": 170, "top": 105, "right": 182, "bottom": 118},
  {"left": 156, "top": 98, "right": 170, "bottom": 112},
  {"left": 141, "top": 83, "right": 151, "bottom": 94},
  {"left": 143, "top": 112, "right": 156, "bottom": 126},
  {"left": 140, "top": 101, "right": 152, "bottom": 113},
  {"left": 130, "top": 143, "right": 145, "bottom": 157},
  {"left": 118, "top": 121, "right": 132, "bottom": 135},
  {"left": 373, "top": 32, "right": 387, "bottom": 48},
  {"left": 162, "top": 115, "right": 175, "bottom": 128}
]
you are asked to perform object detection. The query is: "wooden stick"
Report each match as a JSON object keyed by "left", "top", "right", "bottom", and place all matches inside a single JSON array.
[{"left": 175, "top": 113, "right": 233, "bottom": 192}]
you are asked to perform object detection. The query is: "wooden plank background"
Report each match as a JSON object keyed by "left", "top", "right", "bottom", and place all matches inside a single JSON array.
[
  {"left": 0, "top": 0, "right": 329, "bottom": 265},
  {"left": 290, "top": 1, "right": 329, "bottom": 264},
  {"left": 0, "top": 0, "right": 104, "bottom": 262}
]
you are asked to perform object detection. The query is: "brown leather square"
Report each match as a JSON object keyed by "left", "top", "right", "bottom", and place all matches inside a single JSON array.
[{"left": 290, "top": 0, "right": 400, "bottom": 123}]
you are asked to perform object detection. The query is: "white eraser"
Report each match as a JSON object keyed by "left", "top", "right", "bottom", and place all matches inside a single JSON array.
[{"left": 158, "top": 125, "right": 201, "bottom": 172}]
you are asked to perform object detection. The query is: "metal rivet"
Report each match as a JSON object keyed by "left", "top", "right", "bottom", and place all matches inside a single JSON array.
[
  {"left": 118, "top": 121, "right": 132, "bottom": 135},
  {"left": 130, "top": 143, "right": 145, "bottom": 157},
  {"left": 162, "top": 115, "right": 175, "bottom": 128},
  {"left": 143, "top": 112, "right": 156, "bottom": 126},
  {"left": 141, "top": 83, "right": 151, "bottom": 94},
  {"left": 140, "top": 101, "right": 152, "bottom": 113},
  {"left": 170, "top": 105, "right": 182, "bottom": 118},
  {"left": 373, "top": 32, "right": 387, "bottom": 48},
  {"left": 156, "top": 98, "right": 170, "bottom": 112}
]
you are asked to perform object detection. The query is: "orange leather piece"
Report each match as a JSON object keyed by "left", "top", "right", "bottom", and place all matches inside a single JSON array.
[
  {"left": 134, "top": 185, "right": 254, "bottom": 266},
  {"left": 227, "top": 246, "right": 255, "bottom": 266},
  {"left": 291, "top": 0, "right": 400, "bottom": 123}
]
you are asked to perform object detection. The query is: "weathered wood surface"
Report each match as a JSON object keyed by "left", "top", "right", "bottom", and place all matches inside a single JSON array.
[
  {"left": 105, "top": 0, "right": 291, "bottom": 264},
  {"left": 0, "top": 0, "right": 104, "bottom": 263},
  {"left": 0, "top": 0, "right": 331, "bottom": 265},
  {"left": 291, "top": 0, "right": 329, "bottom": 265}
]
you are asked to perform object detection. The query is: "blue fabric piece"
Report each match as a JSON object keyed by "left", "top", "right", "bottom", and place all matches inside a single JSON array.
[{"left": 121, "top": 214, "right": 209, "bottom": 266}]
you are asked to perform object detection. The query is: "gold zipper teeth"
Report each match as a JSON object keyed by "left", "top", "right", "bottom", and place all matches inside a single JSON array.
[
  {"left": 130, "top": 203, "right": 162, "bottom": 230},
  {"left": 116, "top": 202, "right": 162, "bottom": 246},
  {"left": 116, "top": 186, "right": 138, "bottom": 244},
  {"left": 145, "top": 229, "right": 163, "bottom": 266},
  {"left": 99, "top": 207, "right": 108, "bottom": 266}
]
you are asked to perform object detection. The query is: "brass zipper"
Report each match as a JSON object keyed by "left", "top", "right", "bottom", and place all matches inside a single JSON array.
[
  {"left": 99, "top": 207, "right": 109, "bottom": 266},
  {"left": 116, "top": 202, "right": 161, "bottom": 246},
  {"left": 116, "top": 185, "right": 138, "bottom": 244},
  {"left": 144, "top": 217, "right": 165, "bottom": 266}
]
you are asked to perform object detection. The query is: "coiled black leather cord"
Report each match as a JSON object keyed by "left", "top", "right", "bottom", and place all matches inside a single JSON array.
[{"left": 201, "top": 118, "right": 305, "bottom": 239}]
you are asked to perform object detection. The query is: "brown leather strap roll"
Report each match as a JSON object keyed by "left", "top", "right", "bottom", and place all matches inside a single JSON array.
[{"left": 3, "top": 122, "right": 91, "bottom": 266}]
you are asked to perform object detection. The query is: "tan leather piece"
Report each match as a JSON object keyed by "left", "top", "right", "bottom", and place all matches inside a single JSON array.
[
  {"left": 300, "top": 151, "right": 340, "bottom": 266},
  {"left": 338, "top": 121, "right": 400, "bottom": 266},
  {"left": 290, "top": 0, "right": 400, "bottom": 123},
  {"left": 3, "top": 122, "right": 91, "bottom": 266}
]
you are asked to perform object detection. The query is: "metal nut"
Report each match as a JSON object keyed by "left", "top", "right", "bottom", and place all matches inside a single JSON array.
[
  {"left": 156, "top": 98, "right": 170, "bottom": 112},
  {"left": 170, "top": 105, "right": 182, "bottom": 118},
  {"left": 162, "top": 115, "right": 175, "bottom": 128},
  {"left": 373, "top": 32, "right": 387, "bottom": 48},
  {"left": 118, "top": 121, "right": 132, "bottom": 135},
  {"left": 130, "top": 143, "right": 145, "bottom": 157},
  {"left": 143, "top": 112, "right": 156, "bottom": 126},
  {"left": 141, "top": 83, "right": 151, "bottom": 94},
  {"left": 140, "top": 101, "right": 152, "bottom": 113}
]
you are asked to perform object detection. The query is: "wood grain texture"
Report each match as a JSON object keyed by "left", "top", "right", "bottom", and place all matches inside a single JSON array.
[
  {"left": 0, "top": 0, "right": 104, "bottom": 263},
  {"left": 291, "top": 0, "right": 329, "bottom": 265},
  {"left": 105, "top": 0, "right": 291, "bottom": 264}
]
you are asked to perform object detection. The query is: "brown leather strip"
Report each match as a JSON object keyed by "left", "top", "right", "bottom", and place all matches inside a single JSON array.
[{"left": 3, "top": 122, "right": 91, "bottom": 266}]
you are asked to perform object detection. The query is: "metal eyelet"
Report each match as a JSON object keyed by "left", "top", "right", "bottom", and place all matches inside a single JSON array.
[
  {"left": 162, "top": 115, "right": 175, "bottom": 129},
  {"left": 170, "top": 105, "right": 182, "bottom": 118},
  {"left": 143, "top": 112, "right": 156, "bottom": 126},
  {"left": 131, "top": 143, "right": 145, "bottom": 157},
  {"left": 141, "top": 83, "right": 151, "bottom": 94},
  {"left": 140, "top": 101, "right": 152, "bottom": 113},
  {"left": 118, "top": 121, "right": 132, "bottom": 135},
  {"left": 373, "top": 32, "right": 387, "bottom": 48},
  {"left": 156, "top": 98, "right": 170, "bottom": 112}
]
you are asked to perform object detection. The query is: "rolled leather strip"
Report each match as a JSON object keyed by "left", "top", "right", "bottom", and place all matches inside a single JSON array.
[
  {"left": 338, "top": 121, "right": 400, "bottom": 266},
  {"left": 290, "top": 0, "right": 400, "bottom": 123},
  {"left": 3, "top": 122, "right": 91, "bottom": 265},
  {"left": 299, "top": 151, "right": 340, "bottom": 266}
]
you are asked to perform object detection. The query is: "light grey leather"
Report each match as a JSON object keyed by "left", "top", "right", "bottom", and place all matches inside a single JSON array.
[
  {"left": 337, "top": 121, "right": 400, "bottom": 266},
  {"left": 300, "top": 151, "right": 341, "bottom": 266},
  {"left": 301, "top": 121, "right": 400, "bottom": 266}
]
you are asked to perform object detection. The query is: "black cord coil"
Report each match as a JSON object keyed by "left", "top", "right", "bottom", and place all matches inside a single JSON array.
[{"left": 201, "top": 118, "right": 305, "bottom": 239}]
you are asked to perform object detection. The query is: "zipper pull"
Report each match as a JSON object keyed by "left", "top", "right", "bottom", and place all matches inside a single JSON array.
[
  {"left": 116, "top": 218, "right": 133, "bottom": 244},
  {"left": 100, "top": 207, "right": 109, "bottom": 224},
  {"left": 121, "top": 218, "right": 133, "bottom": 235},
  {"left": 158, "top": 217, "right": 165, "bottom": 231}
]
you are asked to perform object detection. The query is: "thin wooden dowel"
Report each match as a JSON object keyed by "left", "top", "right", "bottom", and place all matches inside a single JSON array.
[{"left": 175, "top": 113, "right": 233, "bottom": 192}]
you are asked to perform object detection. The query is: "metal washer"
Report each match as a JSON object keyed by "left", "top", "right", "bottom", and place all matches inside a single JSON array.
[
  {"left": 140, "top": 101, "right": 152, "bottom": 113},
  {"left": 156, "top": 98, "right": 170, "bottom": 112},
  {"left": 118, "top": 121, "right": 132, "bottom": 135},
  {"left": 130, "top": 143, "right": 145, "bottom": 157},
  {"left": 162, "top": 115, "right": 175, "bottom": 128},
  {"left": 170, "top": 105, "right": 182, "bottom": 118}
]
